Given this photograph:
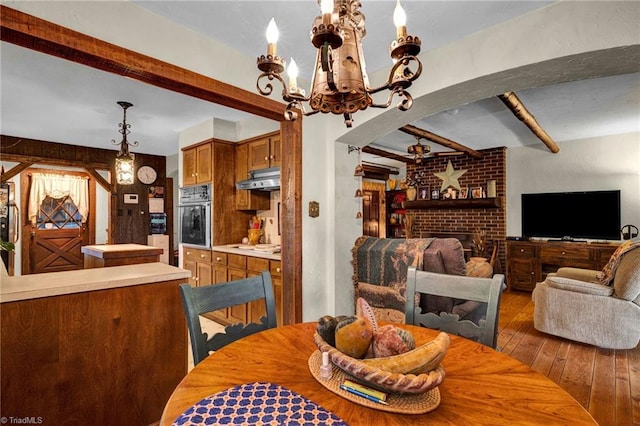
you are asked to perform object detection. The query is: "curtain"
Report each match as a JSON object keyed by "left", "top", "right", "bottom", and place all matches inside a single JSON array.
[{"left": 29, "top": 173, "right": 89, "bottom": 225}]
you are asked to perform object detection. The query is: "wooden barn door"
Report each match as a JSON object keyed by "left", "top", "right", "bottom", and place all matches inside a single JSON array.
[{"left": 21, "top": 169, "right": 96, "bottom": 275}]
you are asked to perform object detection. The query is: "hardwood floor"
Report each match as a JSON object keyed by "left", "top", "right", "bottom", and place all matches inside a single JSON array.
[{"left": 499, "top": 290, "right": 640, "bottom": 426}]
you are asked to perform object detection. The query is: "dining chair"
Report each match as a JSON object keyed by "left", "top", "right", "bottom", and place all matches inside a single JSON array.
[
  {"left": 179, "top": 271, "right": 277, "bottom": 365},
  {"left": 405, "top": 266, "right": 505, "bottom": 349}
]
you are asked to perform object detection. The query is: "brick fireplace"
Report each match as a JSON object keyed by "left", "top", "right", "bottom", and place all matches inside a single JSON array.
[{"left": 406, "top": 147, "right": 507, "bottom": 272}]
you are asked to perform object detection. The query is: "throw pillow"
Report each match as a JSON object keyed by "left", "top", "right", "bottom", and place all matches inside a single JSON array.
[{"left": 599, "top": 241, "right": 640, "bottom": 286}]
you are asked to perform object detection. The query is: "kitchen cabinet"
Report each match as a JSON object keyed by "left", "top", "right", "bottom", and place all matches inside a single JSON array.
[
  {"left": 235, "top": 142, "right": 270, "bottom": 210},
  {"left": 227, "top": 254, "right": 248, "bottom": 324},
  {"left": 210, "top": 250, "right": 282, "bottom": 327},
  {"left": 183, "top": 248, "right": 212, "bottom": 288},
  {"left": 182, "top": 141, "right": 212, "bottom": 186},
  {"left": 246, "top": 256, "right": 283, "bottom": 327},
  {"left": 181, "top": 139, "right": 253, "bottom": 245},
  {"left": 247, "top": 131, "right": 280, "bottom": 171},
  {"left": 269, "top": 260, "right": 283, "bottom": 327}
]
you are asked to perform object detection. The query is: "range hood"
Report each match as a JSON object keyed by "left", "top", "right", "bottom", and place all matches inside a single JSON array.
[{"left": 236, "top": 166, "right": 280, "bottom": 191}]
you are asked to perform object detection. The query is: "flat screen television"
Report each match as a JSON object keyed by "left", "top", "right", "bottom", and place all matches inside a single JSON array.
[{"left": 521, "top": 190, "right": 621, "bottom": 241}]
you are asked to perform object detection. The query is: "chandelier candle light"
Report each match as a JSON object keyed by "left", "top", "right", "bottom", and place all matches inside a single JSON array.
[
  {"left": 256, "top": 0, "right": 422, "bottom": 127},
  {"left": 112, "top": 101, "right": 139, "bottom": 185}
]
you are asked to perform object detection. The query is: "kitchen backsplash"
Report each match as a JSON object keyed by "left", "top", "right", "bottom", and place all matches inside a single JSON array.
[{"left": 257, "top": 191, "right": 281, "bottom": 245}]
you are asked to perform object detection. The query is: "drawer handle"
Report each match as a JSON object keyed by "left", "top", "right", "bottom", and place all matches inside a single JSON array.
[
  {"left": 520, "top": 249, "right": 525, "bottom": 253},
  {"left": 216, "top": 257, "right": 222, "bottom": 261},
  {"left": 265, "top": 156, "right": 269, "bottom": 161},
  {"left": 561, "top": 251, "right": 566, "bottom": 255},
  {"left": 187, "top": 251, "right": 191, "bottom": 255},
  {"left": 531, "top": 272, "right": 535, "bottom": 275},
  {"left": 276, "top": 267, "right": 281, "bottom": 273},
  {"left": 200, "top": 254, "right": 205, "bottom": 258}
]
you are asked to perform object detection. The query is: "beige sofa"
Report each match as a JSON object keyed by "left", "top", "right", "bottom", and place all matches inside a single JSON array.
[{"left": 532, "top": 246, "right": 640, "bottom": 349}]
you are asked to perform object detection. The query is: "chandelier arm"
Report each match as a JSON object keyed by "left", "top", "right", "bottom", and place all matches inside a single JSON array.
[
  {"left": 368, "top": 55, "right": 422, "bottom": 95},
  {"left": 369, "top": 91, "right": 396, "bottom": 109},
  {"left": 396, "top": 90, "right": 414, "bottom": 111},
  {"left": 256, "top": 72, "right": 281, "bottom": 96},
  {"left": 399, "top": 56, "right": 423, "bottom": 83}
]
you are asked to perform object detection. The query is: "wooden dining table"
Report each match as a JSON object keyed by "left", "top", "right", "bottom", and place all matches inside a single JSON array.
[{"left": 160, "top": 322, "right": 596, "bottom": 425}]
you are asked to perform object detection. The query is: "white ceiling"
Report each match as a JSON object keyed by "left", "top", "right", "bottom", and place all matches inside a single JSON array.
[{"left": 1, "top": 1, "right": 639, "bottom": 161}]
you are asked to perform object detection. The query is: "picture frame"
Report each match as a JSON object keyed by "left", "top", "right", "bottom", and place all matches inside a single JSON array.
[
  {"left": 445, "top": 187, "right": 457, "bottom": 199},
  {"left": 459, "top": 187, "right": 469, "bottom": 199},
  {"left": 418, "top": 186, "right": 430, "bottom": 200},
  {"left": 471, "top": 186, "right": 484, "bottom": 199},
  {"left": 431, "top": 189, "right": 440, "bottom": 200}
]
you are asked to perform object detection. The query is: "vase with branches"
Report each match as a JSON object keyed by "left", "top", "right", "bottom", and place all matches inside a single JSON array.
[{"left": 471, "top": 228, "right": 487, "bottom": 258}]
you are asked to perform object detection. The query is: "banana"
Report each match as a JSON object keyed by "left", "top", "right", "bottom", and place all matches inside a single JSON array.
[{"left": 360, "top": 331, "right": 450, "bottom": 374}]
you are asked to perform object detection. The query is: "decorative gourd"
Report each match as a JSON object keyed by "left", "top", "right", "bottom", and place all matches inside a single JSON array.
[
  {"left": 334, "top": 316, "right": 373, "bottom": 359},
  {"left": 372, "top": 324, "right": 416, "bottom": 358},
  {"left": 316, "top": 315, "right": 347, "bottom": 347}
]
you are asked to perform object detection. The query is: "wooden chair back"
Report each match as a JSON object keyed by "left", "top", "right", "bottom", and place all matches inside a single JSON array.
[
  {"left": 405, "top": 266, "right": 504, "bottom": 349},
  {"left": 179, "top": 271, "right": 277, "bottom": 365}
]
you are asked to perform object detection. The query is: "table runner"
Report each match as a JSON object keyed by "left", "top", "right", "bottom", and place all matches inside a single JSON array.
[{"left": 172, "top": 382, "right": 347, "bottom": 425}]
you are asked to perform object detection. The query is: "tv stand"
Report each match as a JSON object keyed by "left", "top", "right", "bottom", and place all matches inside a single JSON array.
[{"left": 506, "top": 239, "right": 619, "bottom": 291}]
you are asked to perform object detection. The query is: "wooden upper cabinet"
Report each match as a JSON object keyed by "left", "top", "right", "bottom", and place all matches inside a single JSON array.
[
  {"left": 247, "top": 131, "right": 280, "bottom": 171},
  {"left": 269, "top": 133, "right": 281, "bottom": 168},
  {"left": 236, "top": 136, "right": 272, "bottom": 211},
  {"left": 183, "top": 148, "right": 197, "bottom": 186},
  {"left": 183, "top": 141, "right": 212, "bottom": 186}
]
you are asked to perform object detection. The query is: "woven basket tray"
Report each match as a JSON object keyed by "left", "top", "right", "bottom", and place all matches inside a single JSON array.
[
  {"left": 312, "top": 332, "right": 446, "bottom": 394},
  {"left": 308, "top": 349, "right": 440, "bottom": 415}
]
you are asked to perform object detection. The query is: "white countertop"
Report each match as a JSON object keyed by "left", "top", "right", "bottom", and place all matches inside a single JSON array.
[
  {"left": 211, "top": 245, "right": 281, "bottom": 261},
  {"left": 81, "top": 243, "right": 164, "bottom": 258},
  {"left": 0, "top": 263, "right": 190, "bottom": 303}
]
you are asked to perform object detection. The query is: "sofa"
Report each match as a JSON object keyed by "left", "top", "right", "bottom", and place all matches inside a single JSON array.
[
  {"left": 352, "top": 236, "right": 484, "bottom": 323},
  {"left": 532, "top": 242, "right": 640, "bottom": 349}
]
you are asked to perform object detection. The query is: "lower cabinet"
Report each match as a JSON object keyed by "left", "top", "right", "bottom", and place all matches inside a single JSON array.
[
  {"left": 211, "top": 250, "right": 282, "bottom": 326},
  {"left": 183, "top": 248, "right": 212, "bottom": 287}
]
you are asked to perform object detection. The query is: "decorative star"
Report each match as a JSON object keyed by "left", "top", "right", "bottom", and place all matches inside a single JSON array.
[{"left": 434, "top": 161, "right": 467, "bottom": 191}]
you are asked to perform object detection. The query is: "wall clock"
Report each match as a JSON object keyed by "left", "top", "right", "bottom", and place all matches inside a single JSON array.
[{"left": 137, "top": 165, "right": 157, "bottom": 185}]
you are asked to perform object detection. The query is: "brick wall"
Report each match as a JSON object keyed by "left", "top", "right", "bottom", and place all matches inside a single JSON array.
[{"left": 406, "top": 147, "right": 507, "bottom": 272}]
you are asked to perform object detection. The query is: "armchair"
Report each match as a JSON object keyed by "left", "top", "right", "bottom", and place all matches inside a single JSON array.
[
  {"left": 352, "top": 236, "right": 475, "bottom": 324},
  {"left": 532, "top": 244, "right": 640, "bottom": 349}
]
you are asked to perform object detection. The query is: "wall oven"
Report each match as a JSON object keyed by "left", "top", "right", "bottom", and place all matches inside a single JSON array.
[{"left": 179, "top": 184, "right": 212, "bottom": 249}]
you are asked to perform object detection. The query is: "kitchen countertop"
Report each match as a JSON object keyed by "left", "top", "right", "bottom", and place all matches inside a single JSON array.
[
  {"left": 0, "top": 263, "right": 190, "bottom": 303},
  {"left": 81, "top": 243, "right": 164, "bottom": 258},
  {"left": 211, "top": 244, "right": 281, "bottom": 261}
]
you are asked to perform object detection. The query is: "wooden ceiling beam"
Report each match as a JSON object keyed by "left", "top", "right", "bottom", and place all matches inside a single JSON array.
[
  {"left": 0, "top": 5, "right": 286, "bottom": 122},
  {"left": 498, "top": 91, "right": 560, "bottom": 154},
  {"left": 399, "top": 125, "right": 483, "bottom": 158},
  {"left": 0, "top": 162, "right": 33, "bottom": 183},
  {"left": 361, "top": 146, "right": 413, "bottom": 164}
]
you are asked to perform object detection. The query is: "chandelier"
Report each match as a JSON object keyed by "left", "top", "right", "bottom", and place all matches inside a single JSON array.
[
  {"left": 111, "top": 101, "right": 138, "bottom": 185},
  {"left": 256, "top": 0, "right": 422, "bottom": 128}
]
